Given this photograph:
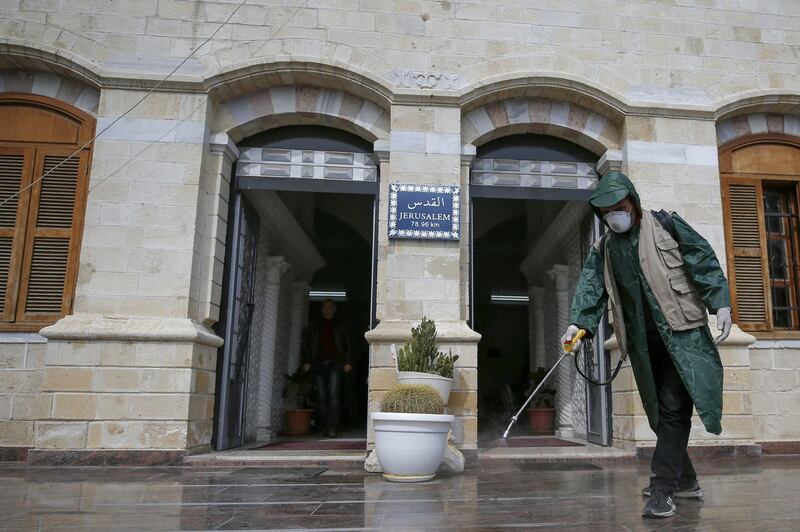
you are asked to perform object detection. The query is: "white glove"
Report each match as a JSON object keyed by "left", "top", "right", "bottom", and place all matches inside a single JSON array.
[
  {"left": 715, "top": 307, "right": 732, "bottom": 344},
  {"left": 561, "top": 324, "right": 582, "bottom": 353}
]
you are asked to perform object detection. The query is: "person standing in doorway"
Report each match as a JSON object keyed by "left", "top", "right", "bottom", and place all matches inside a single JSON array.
[
  {"left": 562, "top": 172, "right": 733, "bottom": 519},
  {"left": 303, "top": 299, "right": 352, "bottom": 438}
]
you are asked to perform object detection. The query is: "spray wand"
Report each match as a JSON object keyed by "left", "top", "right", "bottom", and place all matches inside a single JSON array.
[{"left": 499, "top": 329, "right": 586, "bottom": 443}]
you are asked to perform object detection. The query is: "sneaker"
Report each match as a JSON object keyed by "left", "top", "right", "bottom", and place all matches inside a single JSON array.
[
  {"left": 642, "top": 487, "right": 676, "bottom": 518},
  {"left": 642, "top": 481, "right": 703, "bottom": 499}
]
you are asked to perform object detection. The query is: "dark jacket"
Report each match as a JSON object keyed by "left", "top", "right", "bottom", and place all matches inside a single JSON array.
[{"left": 305, "top": 318, "right": 352, "bottom": 366}]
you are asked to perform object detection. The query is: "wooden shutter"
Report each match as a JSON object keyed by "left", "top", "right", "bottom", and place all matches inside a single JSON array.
[
  {"left": 15, "top": 148, "right": 89, "bottom": 324},
  {"left": 0, "top": 147, "right": 34, "bottom": 323},
  {"left": 721, "top": 176, "right": 771, "bottom": 331}
]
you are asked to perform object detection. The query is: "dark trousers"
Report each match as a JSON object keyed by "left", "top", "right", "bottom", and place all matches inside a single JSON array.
[
  {"left": 648, "top": 337, "right": 697, "bottom": 493},
  {"left": 314, "top": 361, "right": 342, "bottom": 433}
]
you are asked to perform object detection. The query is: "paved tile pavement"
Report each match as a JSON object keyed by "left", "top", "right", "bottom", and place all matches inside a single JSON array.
[{"left": 1, "top": 457, "right": 799, "bottom": 530}]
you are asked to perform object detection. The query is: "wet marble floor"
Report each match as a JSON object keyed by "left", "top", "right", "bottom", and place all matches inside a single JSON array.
[{"left": 1, "top": 457, "right": 799, "bottom": 531}]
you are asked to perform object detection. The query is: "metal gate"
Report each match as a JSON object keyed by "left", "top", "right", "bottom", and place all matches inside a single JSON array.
[
  {"left": 469, "top": 153, "right": 613, "bottom": 446},
  {"left": 213, "top": 191, "right": 260, "bottom": 451},
  {"left": 580, "top": 216, "right": 613, "bottom": 446}
]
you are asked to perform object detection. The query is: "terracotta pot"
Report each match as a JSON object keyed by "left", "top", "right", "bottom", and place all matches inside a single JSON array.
[
  {"left": 527, "top": 408, "right": 556, "bottom": 435},
  {"left": 285, "top": 409, "right": 314, "bottom": 435}
]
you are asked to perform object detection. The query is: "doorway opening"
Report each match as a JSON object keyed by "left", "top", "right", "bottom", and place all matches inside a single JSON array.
[
  {"left": 469, "top": 134, "right": 612, "bottom": 449},
  {"left": 213, "top": 126, "right": 378, "bottom": 452}
]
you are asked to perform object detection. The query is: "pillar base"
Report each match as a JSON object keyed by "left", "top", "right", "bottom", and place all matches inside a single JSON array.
[
  {"left": 34, "top": 314, "right": 222, "bottom": 454},
  {"left": 555, "top": 429, "right": 575, "bottom": 439}
]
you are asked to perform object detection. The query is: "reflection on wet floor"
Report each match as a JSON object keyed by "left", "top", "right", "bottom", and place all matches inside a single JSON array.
[{"left": 1, "top": 457, "right": 799, "bottom": 530}]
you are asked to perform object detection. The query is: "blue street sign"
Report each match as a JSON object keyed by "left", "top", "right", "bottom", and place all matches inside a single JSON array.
[{"left": 389, "top": 183, "right": 460, "bottom": 241}]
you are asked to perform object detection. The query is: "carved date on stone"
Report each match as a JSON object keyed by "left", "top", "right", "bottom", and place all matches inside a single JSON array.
[{"left": 390, "top": 70, "right": 463, "bottom": 90}]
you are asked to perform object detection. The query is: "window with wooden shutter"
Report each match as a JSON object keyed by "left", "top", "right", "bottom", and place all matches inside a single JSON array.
[
  {"left": 721, "top": 177, "right": 771, "bottom": 330},
  {"left": 720, "top": 134, "right": 800, "bottom": 335},
  {"left": 0, "top": 94, "right": 93, "bottom": 331}
]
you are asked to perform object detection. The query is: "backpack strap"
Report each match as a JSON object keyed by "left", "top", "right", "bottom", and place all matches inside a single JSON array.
[{"left": 651, "top": 209, "right": 677, "bottom": 239}]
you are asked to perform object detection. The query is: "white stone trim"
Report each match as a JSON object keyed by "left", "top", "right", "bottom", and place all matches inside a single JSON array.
[
  {"left": 597, "top": 149, "right": 623, "bottom": 176},
  {"left": 209, "top": 133, "right": 240, "bottom": 163},
  {"left": 624, "top": 140, "right": 717, "bottom": 166},
  {"left": 0, "top": 332, "right": 47, "bottom": 344},
  {"left": 39, "top": 315, "right": 223, "bottom": 347}
]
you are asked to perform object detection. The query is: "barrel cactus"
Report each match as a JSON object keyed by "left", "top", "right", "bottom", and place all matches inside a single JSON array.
[{"left": 380, "top": 384, "right": 445, "bottom": 415}]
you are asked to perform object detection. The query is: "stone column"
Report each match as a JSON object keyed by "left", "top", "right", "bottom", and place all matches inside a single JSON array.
[
  {"left": 548, "top": 264, "right": 575, "bottom": 438},
  {"left": 256, "top": 256, "right": 290, "bottom": 441},
  {"left": 597, "top": 148, "right": 623, "bottom": 178},
  {"left": 286, "top": 281, "right": 310, "bottom": 375},
  {"left": 201, "top": 133, "right": 240, "bottom": 326},
  {"left": 528, "top": 286, "right": 546, "bottom": 371},
  {"left": 366, "top": 105, "right": 480, "bottom": 470},
  {"left": 32, "top": 89, "right": 221, "bottom": 462},
  {"left": 460, "top": 144, "right": 476, "bottom": 323}
]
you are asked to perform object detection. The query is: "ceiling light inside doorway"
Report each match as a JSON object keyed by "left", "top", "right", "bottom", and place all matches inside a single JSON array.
[
  {"left": 490, "top": 294, "right": 529, "bottom": 305},
  {"left": 309, "top": 290, "right": 347, "bottom": 301}
]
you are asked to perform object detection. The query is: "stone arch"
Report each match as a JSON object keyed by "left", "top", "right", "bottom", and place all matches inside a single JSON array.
[
  {"left": 717, "top": 112, "right": 800, "bottom": 147},
  {"left": 715, "top": 91, "right": 800, "bottom": 121},
  {"left": 462, "top": 97, "right": 621, "bottom": 156},
  {"left": 212, "top": 85, "right": 390, "bottom": 143},
  {"left": 0, "top": 70, "right": 100, "bottom": 116},
  {"left": 204, "top": 57, "right": 395, "bottom": 111},
  {"left": 715, "top": 93, "right": 800, "bottom": 147},
  {"left": 715, "top": 92, "right": 800, "bottom": 144},
  {"left": 0, "top": 41, "right": 103, "bottom": 89}
]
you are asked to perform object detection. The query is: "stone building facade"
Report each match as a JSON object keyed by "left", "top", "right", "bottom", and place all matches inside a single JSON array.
[{"left": 1, "top": 0, "right": 799, "bottom": 464}]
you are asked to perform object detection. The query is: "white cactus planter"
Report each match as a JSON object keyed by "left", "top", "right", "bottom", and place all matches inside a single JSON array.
[
  {"left": 396, "top": 371, "right": 453, "bottom": 405},
  {"left": 371, "top": 412, "right": 454, "bottom": 482}
]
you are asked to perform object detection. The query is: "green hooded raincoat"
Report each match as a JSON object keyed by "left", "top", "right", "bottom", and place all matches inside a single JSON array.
[{"left": 569, "top": 172, "right": 731, "bottom": 435}]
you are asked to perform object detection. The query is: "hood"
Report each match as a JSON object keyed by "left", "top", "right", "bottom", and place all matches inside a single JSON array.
[{"left": 589, "top": 171, "right": 641, "bottom": 220}]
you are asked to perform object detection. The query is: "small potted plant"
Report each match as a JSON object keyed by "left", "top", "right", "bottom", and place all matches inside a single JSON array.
[
  {"left": 395, "top": 317, "right": 459, "bottom": 404},
  {"left": 527, "top": 367, "right": 556, "bottom": 435},
  {"left": 283, "top": 367, "right": 315, "bottom": 435},
  {"left": 371, "top": 384, "right": 454, "bottom": 482}
]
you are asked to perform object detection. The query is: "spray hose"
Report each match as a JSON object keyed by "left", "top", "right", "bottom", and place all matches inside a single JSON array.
[
  {"left": 500, "top": 328, "right": 623, "bottom": 440},
  {"left": 572, "top": 329, "right": 625, "bottom": 386}
]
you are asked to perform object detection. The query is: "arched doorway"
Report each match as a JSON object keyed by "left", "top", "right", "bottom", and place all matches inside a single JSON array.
[
  {"left": 214, "top": 125, "right": 378, "bottom": 451},
  {"left": 470, "top": 133, "right": 612, "bottom": 447}
]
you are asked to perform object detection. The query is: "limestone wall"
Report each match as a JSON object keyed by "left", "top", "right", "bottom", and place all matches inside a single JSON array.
[
  {"left": 0, "top": 338, "right": 47, "bottom": 450},
  {"left": 34, "top": 316, "right": 219, "bottom": 455},
  {"left": 1, "top": 1, "right": 800, "bottom": 459},
  {"left": 610, "top": 325, "right": 757, "bottom": 450},
  {"left": 4, "top": 1, "right": 799, "bottom": 108},
  {"left": 750, "top": 343, "right": 800, "bottom": 444}
]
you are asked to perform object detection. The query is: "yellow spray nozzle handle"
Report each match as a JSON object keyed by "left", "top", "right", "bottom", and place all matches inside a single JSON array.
[{"left": 563, "top": 329, "right": 587, "bottom": 353}]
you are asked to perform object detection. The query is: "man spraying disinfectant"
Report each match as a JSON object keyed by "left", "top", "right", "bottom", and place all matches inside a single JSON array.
[{"left": 563, "top": 172, "right": 733, "bottom": 519}]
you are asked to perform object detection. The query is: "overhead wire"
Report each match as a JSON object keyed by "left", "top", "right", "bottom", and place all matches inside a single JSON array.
[{"left": 0, "top": 0, "right": 309, "bottom": 206}]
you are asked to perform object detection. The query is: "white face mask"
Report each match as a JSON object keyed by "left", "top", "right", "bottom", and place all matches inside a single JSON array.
[{"left": 604, "top": 210, "right": 633, "bottom": 233}]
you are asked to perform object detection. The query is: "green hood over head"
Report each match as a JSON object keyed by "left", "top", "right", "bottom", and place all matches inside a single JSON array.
[{"left": 590, "top": 171, "right": 641, "bottom": 219}]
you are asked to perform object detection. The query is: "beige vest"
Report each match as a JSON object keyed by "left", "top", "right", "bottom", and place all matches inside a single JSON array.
[{"left": 601, "top": 211, "right": 707, "bottom": 359}]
